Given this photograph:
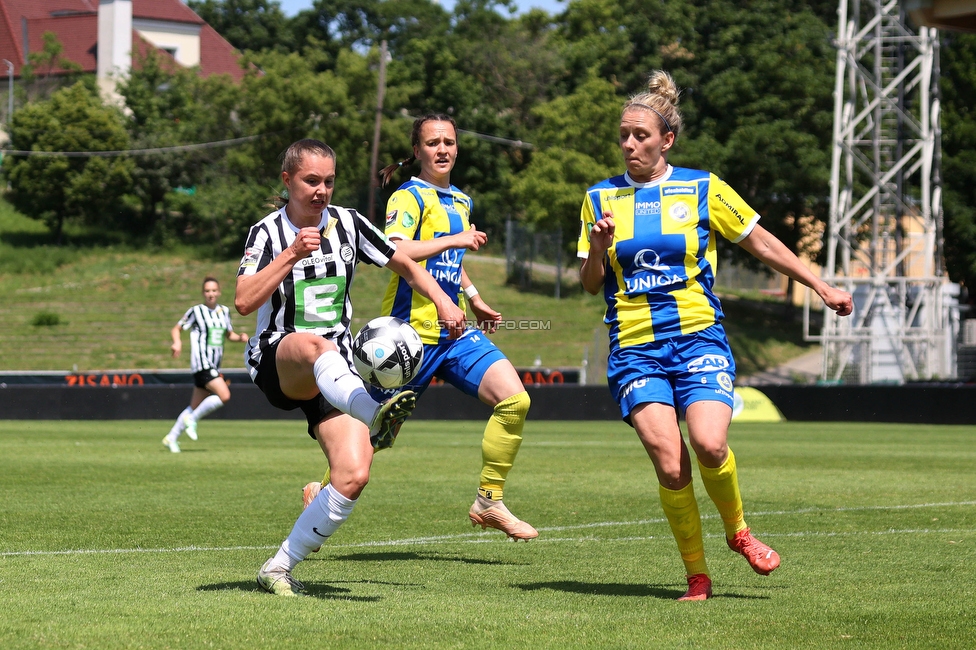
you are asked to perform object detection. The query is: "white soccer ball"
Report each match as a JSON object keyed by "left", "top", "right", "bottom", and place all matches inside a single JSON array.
[{"left": 352, "top": 316, "right": 424, "bottom": 389}]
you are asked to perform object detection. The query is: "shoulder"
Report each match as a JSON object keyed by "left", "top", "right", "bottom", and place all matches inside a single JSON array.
[
  {"left": 448, "top": 185, "right": 472, "bottom": 208},
  {"left": 251, "top": 208, "right": 285, "bottom": 229},
  {"left": 586, "top": 175, "right": 628, "bottom": 193},
  {"left": 666, "top": 166, "right": 709, "bottom": 182}
]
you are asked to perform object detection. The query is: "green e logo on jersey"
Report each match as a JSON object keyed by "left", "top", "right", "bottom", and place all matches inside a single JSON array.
[
  {"left": 207, "top": 327, "right": 226, "bottom": 347},
  {"left": 295, "top": 277, "right": 347, "bottom": 329}
]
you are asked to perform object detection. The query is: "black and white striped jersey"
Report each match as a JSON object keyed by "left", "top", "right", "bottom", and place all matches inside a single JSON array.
[
  {"left": 238, "top": 204, "right": 396, "bottom": 380},
  {"left": 178, "top": 304, "right": 235, "bottom": 373}
]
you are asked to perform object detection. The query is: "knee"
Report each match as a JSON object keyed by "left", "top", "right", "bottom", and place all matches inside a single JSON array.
[
  {"left": 693, "top": 440, "right": 729, "bottom": 467},
  {"left": 307, "top": 335, "right": 336, "bottom": 358},
  {"left": 333, "top": 467, "right": 370, "bottom": 497},
  {"left": 494, "top": 390, "right": 530, "bottom": 424},
  {"left": 219, "top": 392, "right": 231, "bottom": 404}
]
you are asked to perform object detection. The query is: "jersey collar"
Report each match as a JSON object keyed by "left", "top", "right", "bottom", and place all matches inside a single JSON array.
[
  {"left": 624, "top": 165, "right": 673, "bottom": 188},
  {"left": 411, "top": 176, "right": 453, "bottom": 192},
  {"left": 280, "top": 205, "right": 329, "bottom": 232}
]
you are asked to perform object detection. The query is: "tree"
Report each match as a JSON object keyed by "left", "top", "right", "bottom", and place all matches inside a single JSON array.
[
  {"left": 4, "top": 83, "right": 134, "bottom": 243},
  {"left": 188, "top": 0, "right": 296, "bottom": 53},
  {"left": 117, "top": 50, "right": 242, "bottom": 234},
  {"left": 511, "top": 74, "right": 620, "bottom": 241},
  {"left": 939, "top": 33, "right": 976, "bottom": 301}
]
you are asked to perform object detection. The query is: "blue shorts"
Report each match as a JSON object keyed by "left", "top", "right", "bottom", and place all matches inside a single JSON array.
[
  {"left": 369, "top": 328, "right": 507, "bottom": 401},
  {"left": 607, "top": 324, "right": 736, "bottom": 422}
]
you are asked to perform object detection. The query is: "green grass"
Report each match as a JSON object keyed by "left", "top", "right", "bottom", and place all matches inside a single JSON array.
[
  {"left": 1, "top": 420, "right": 974, "bottom": 648},
  {"left": 0, "top": 195, "right": 813, "bottom": 374}
]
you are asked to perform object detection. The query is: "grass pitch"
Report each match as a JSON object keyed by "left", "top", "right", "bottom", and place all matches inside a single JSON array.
[{"left": 1, "top": 419, "right": 974, "bottom": 648}]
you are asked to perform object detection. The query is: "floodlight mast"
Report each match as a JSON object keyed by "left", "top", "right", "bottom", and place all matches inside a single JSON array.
[{"left": 814, "top": 0, "right": 956, "bottom": 384}]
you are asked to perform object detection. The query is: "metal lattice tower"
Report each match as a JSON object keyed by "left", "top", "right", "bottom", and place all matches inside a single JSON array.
[{"left": 814, "top": 0, "right": 955, "bottom": 384}]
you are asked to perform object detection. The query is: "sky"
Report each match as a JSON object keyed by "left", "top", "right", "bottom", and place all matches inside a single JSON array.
[{"left": 276, "top": 0, "right": 568, "bottom": 17}]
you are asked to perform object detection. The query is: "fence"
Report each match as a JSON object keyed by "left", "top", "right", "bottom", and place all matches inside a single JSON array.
[{"left": 504, "top": 219, "right": 566, "bottom": 298}]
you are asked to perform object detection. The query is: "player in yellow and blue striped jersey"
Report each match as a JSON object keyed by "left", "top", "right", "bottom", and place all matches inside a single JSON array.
[{"left": 579, "top": 71, "right": 854, "bottom": 601}]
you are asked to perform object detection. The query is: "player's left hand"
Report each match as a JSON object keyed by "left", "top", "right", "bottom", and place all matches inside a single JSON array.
[
  {"left": 435, "top": 299, "right": 467, "bottom": 339},
  {"left": 470, "top": 298, "right": 501, "bottom": 334}
]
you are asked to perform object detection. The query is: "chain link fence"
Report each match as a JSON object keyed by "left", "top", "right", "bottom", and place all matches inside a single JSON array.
[{"left": 504, "top": 219, "right": 566, "bottom": 298}]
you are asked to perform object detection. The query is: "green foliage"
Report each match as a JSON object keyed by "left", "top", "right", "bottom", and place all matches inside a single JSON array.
[
  {"left": 118, "top": 50, "right": 244, "bottom": 236},
  {"left": 19, "top": 31, "right": 83, "bottom": 82},
  {"left": 940, "top": 33, "right": 976, "bottom": 301},
  {"left": 188, "top": 0, "right": 296, "bottom": 52},
  {"left": 512, "top": 74, "right": 619, "bottom": 240},
  {"left": 4, "top": 83, "right": 134, "bottom": 243},
  {"left": 1, "top": 0, "right": 974, "bottom": 291},
  {"left": 30, "top": 311, "right": 62, "bottom": 327},
  {"left": 167, "top": 178, "right": 272, "bottom": 256}
]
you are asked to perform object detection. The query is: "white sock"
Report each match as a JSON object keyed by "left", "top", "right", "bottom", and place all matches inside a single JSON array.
[
  {"left": 312, "top": 351, "right": 380, "bottom": 426},
  {"left": 192, "top": 394, "right": 224, "bottom": 421},
  {"left": 168, "top": 407, "right": 192, "bottom": 440},
  {"left": 274, "top": 483, "right": 357, "bottom": 569}
]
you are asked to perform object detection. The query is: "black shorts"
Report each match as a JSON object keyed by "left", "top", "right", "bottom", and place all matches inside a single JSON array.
[
  {"left": 253, "top": 336, "right": 336, "bottom": 438},
  {"left": 193, "top": 368, "right": 221, "bottom": 388}
]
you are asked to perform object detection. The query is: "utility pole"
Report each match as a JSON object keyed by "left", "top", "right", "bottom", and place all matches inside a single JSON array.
[
  {"left": 367, "top": 40, "right": 388, "bottom": 226},
  {"left": 2, "top": 59, "right": 13, "bottom": 126}
]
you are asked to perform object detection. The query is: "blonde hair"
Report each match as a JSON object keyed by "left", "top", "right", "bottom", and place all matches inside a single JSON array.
[{"left": 623, "top": 71, "right": 683, "bottom": 138}]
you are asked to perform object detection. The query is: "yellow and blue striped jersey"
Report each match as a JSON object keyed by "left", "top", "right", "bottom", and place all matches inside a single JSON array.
[
  {"left": 381, "top": 178, "right": 473, "bottom": 344},
  {"left": 577, "top": 166, "right": 759, "bottom": 348}
]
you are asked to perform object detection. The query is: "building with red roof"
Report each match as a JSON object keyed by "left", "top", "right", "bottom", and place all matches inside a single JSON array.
[{"left": 0, "top": 0, "right": 245, "bottom": 84}]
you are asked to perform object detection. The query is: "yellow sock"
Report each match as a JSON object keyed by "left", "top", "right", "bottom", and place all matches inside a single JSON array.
[
  {"left": 698, "top": 448, "right": 748, "bottom": 539},
  {"left": 478, "top": 391, "right": 530, "bottom": 501},
  {"left": 659, "top": 482, "right": 709, "bottom": 577}
]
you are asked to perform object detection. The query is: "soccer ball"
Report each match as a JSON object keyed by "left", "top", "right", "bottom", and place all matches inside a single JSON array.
[{"left": 352, "top": 317, "right": 424, "bottom": 389}]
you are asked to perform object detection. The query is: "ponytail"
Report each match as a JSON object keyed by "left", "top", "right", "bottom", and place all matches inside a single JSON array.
[{"left": 379, "top": 156, "right": 416, "bottom": 188}]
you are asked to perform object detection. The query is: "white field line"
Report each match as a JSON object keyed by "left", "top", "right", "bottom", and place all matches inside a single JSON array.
[{"left": 2, "top": 500, "right": 974, "bottom": 558}]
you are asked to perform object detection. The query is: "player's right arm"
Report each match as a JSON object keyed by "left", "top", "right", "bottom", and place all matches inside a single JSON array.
[
  {"left": 385, "top": 248, "right": 466, "bottom": 339},
  {"left": 384, "top": 188, "right": 486, "bottom": 261},
  {"left": 578, "top": 192, "right": 613, "bottom": 295},
  {"left": 392, "top": 225, "right": 487, "bottom": 261},
  {"left": 235, "top": 226, "right": 320, "bottom": 316},
  {"left": 170, "top": 322, "right": 183, "bottom": 357}
]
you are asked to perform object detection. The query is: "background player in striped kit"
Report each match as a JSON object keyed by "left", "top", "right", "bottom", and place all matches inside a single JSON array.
[
  {"left": 237, "top": 139, "right": 466, "bottom": 596},
  {"left": 162, "top": 277, "right": 247, "bottom": 453},
  {"left": 579, "top": 71, "right": 853, "bottom": 600}
]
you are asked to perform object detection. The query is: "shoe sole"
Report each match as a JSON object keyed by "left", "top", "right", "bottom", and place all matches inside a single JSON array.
[{"left": 370, "top": 392, "right": 416, "bottom": 449}]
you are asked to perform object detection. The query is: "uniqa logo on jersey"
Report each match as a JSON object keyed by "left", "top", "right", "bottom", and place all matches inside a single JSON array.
[
  {"left": 624, "top": 249, "right": 684, "bottom": 293},
  {"left": 429, "top": 248, "right": 463, "bottom": 284}
]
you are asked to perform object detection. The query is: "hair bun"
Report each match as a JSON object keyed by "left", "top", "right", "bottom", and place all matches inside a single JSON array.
[{"left": 647, "top": 71, "right": 680, "bottom": 106}]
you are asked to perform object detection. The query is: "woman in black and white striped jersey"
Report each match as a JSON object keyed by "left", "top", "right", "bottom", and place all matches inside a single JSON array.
[{"left": 163, "top": 277, "right": 248, "bottom": 453}]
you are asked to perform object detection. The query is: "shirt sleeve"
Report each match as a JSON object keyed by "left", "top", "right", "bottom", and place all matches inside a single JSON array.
[
  {"left": 179, "top": 307, "right": 195, "bottom": 331},
  {"left": 238, "top": 224, "right": 273, "bottom": 277},
  {"left": 577, "top": 189, "right": 599, "bottom": 259},
  {"left": 355, "top": 210, "right": 397, "bottom": 266},
  {"left": 384, "top": 189, "right": 423, "bottom": 241},
  {"left": 707, "top": 173, "right": 760, "bottom": 243}
]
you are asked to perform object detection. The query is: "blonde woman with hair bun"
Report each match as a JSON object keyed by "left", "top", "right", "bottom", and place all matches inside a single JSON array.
[{"left": 578, "top": 71, "right": 853, "bottom": 601}]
